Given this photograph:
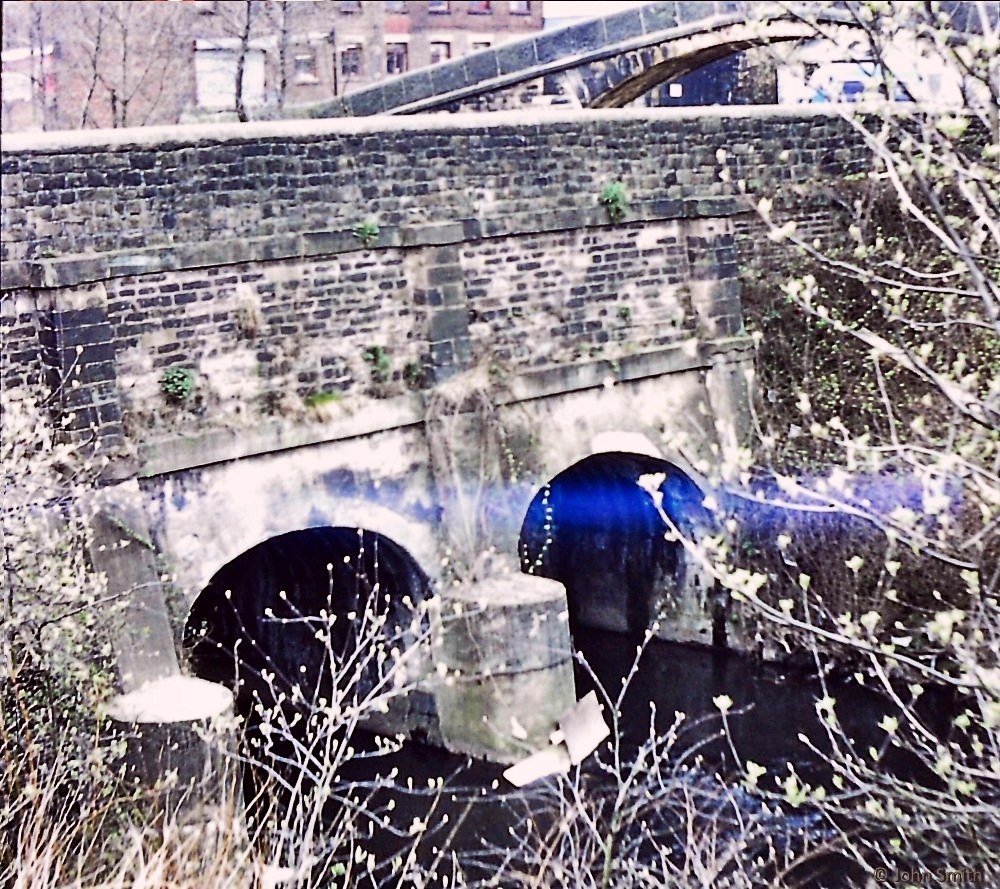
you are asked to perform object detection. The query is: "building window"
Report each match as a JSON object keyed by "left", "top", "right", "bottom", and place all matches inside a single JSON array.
[
  {"left": 509, "top": 0, "right": 530, "bottom": 12},
  {"left": 386, "top": 43, "right": 408, "bottom": 75},
  {"left": 385, "top": 0, "right": 407, "bottom": 11},
  {"left": 428, "top": 0, "right": 449, "bottom": 13},
  {"left": 341, "top": 45, "right": 363, "bottom": 78},
  {"left": 194, "top": 40, "right": 267, "bottom": 110},
  {"left": 471, "top": 41, "right": 491, "bottom": 51},
  {"left": 293, "top": 49, "right": 318, "bottom": 83},
  {"left": 470, "top": 0, "right": 492, "bottom": 12},
  {"left": 429, "top": 41, "right": 451, "bottom": 65},
  {"left": 339, "top": 0, "right": 361, "bottom": 13}
]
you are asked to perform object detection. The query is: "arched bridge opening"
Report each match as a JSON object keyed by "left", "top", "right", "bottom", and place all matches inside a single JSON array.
[
  {"left": 584, "top": 22, "right": 813, "bottom": 109},
  {"left": 518, "top": 452, "right": 722, "bottom": 649},
  {"left": 183, "top": 526, "right": 435, "bottom": 729}
]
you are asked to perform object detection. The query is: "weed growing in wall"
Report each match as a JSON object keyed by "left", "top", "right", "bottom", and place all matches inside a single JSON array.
[
  {"left": 352, "top": 220, "right": 380, "bottom": 248},
  {"left": 599, "top": 181, "right": 628, "bottom": 223},
  {"left": 304, "top": 391, "right": 343, "bottom": 409},
  {"left": 403, "top": 360, "right": 426, "bottom": 390},
  {"left": 362, "top": 345, "right": 391, "bottom": 384},
  {"left": 159, "top": 367, "right": 196, "bottom": 403}
]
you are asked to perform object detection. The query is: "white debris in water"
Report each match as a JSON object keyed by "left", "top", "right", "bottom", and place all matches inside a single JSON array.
[
  {"left": 503, "top": 745, "right": 571, "bottom": 788},
  {"left": 104, "top": 676, "right": 233, "bottom": 723},
  {"left": 503, "top": 691, "right": 610, "bottom": 788}
]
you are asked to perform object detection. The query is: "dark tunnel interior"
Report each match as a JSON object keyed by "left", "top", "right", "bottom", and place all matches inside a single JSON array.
[
  {"left": 518, "top": 452, "right": 714, "bottom": 641},
  {"left": 183, "top": 526, "right": 433, "bottom": 717}
]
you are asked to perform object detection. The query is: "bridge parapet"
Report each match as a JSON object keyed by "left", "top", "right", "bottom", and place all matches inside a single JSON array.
[{"left": 1, "top": 108, "right": 866, "bottom": 465}]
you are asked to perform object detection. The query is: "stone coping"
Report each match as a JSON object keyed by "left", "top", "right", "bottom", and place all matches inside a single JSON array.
[
  {"left": 0, "top": 103, "right": 857, "bottom": 155},
  {"left": 137, "top": 390, "right": 426, "bottom": 478},
  {"left": 2, "top": 193, "right": 758, "bottom": 292}
]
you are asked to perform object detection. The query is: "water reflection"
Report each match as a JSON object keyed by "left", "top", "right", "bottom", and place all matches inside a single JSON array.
[{"left": 244, "top": 625, "right": 915, "bottom": 887}]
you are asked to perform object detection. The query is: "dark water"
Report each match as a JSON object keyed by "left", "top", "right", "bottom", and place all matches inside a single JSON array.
[
  {"left": 186, "top": 486, "right": 960, "bottom": 884},
  {"left": 575, "top": 627, "right": 912, "bottom": 783},
  {"left": 244, "top": 627, "right": 933, "bottom": 887}
]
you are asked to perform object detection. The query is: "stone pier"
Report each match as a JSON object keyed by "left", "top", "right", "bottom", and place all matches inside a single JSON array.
[{"left": 433, "top": 574, "right": 576, "bottom": 763}]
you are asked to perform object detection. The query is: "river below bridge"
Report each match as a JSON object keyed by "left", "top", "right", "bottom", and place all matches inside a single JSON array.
[{"left": 245, "top": 625, "right": 938, "bottom": 888}]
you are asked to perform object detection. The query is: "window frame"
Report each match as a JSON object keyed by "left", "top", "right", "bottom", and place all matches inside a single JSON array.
[
  {"left": 386, "top": 42, "right": 409, "bottom": 75},
  {"left": 292, "top": 47, "right": 319, "bottom": 84},
  {"left": 429, "top": 41, "right": 452, "bottom": 65},
  {"left": 340, "top": 45, "right": 364, "bottom": 78}
]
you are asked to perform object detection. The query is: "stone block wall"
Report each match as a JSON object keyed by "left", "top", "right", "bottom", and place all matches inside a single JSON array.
[
  {"left": 102, "top": 251, "right": 422, "bottom": 439},
  {"left": 461, "top": 222, "right": 695, "bottom": 367},
  {"left": 1, "top": 108, "right": 869, "bottom": 459},
  {"left": 0, "top": 110, "right": 866, "bottom": 268},
  {"left": 0, "top": 291, "right": 46, "bottom": 394}
]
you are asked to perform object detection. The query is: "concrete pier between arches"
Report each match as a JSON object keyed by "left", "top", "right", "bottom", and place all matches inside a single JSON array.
[{"left": 433, "top": 574, "right": 575, "bottom": 763}]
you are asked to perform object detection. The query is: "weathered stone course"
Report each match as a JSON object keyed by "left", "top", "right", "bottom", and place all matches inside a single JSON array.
[
  {"left": 2, "top": 108, "right": 866, "bottom": 457},
  {"left": 1, "top": 110, "right": 865, "bottom": 273}
]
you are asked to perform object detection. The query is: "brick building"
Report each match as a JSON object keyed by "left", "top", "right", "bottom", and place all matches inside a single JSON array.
[
  {"left": 189, "top": 0, "right": 543, "bottom": 118},
  {"left": 382, "top": 0, "right": 542, "bottom": 78},
  {"left": 1, "top": 1, "right": 543, "bottom": 132}
]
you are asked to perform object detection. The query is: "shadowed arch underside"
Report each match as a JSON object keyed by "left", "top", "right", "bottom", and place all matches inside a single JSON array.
[
  {"left": 518, "top": 452, "right": 716, "bottom": 642},
  {"left": 184, "top": 527, "right": 433, "bottom": 715}
]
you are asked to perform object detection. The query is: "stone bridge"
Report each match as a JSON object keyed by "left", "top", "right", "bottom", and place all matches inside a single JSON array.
[
  {"left": 299, "top": 1, "right": 892, "bottom": 118},
  {"left": 2, "top": 106, "right": 869, "bottom": 763}
]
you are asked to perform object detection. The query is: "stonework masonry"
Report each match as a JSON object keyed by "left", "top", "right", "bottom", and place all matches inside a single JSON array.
[
  {"left": 1, "top": 106, "right": 872, "bottom": 765},
  {"left": 2, "top": 107, "right": 867, "bottom": 461}
]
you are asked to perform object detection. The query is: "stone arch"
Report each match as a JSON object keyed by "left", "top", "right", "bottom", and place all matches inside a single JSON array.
[
  {"left": 518, "top": 450, "right": 721, "bottom": 647},
  {"left": 310, "top": 3, "right": 876, "bottom": 118},
  {"left": 581, "top": 19, "right": 833, "bottom": 108},
  {"left": 183, "top": 526, "right": 435, "bottom": 720},
  {"left": 173, "top": 495, "right": 440, "bottom": 609},
  {"left": 493, "top": 374, "right": 722, "bottom": 561},
  {"left": 149, "top": 450, "right": 443, "bottom": 611}
]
